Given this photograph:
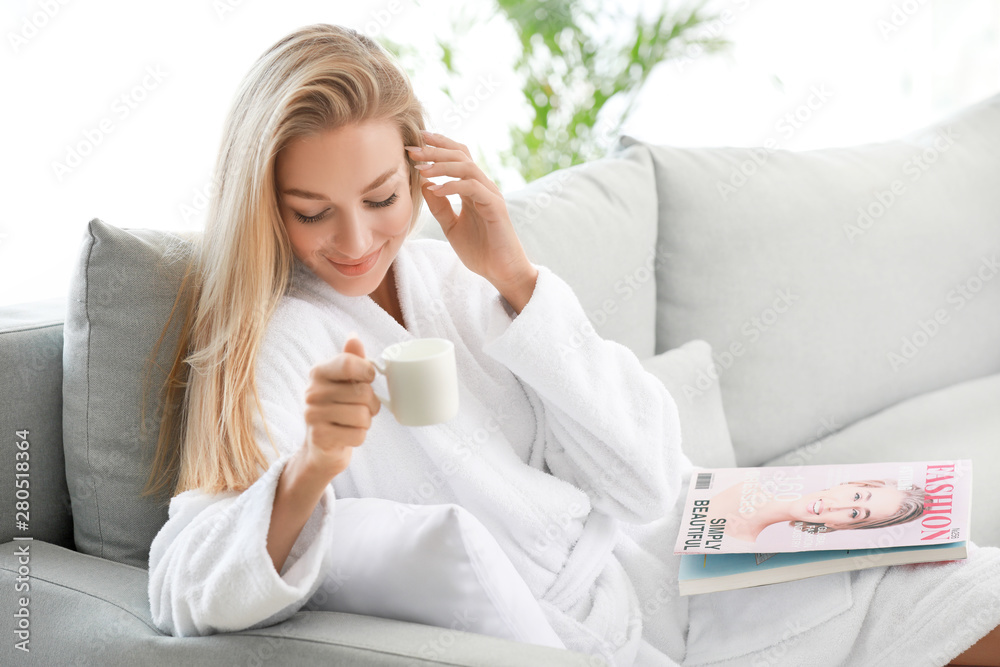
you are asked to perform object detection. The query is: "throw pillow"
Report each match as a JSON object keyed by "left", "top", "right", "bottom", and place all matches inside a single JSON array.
[
  {"left": 63, "top": 219, "right": 195, "bottom": 567},
  {"left": 307, "top": 496, "right": 566, "bottom": 649},
  {"left": 640, "top": 340, "right": 737, "bottom": 469}
]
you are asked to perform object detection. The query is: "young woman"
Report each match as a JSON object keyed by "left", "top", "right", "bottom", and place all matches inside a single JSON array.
[
  {"left": 708, "top": 478, "right": 927, "bottom": 545},
  {"left": 142, "top": 23, "right": 1000, "bottom": 667}
]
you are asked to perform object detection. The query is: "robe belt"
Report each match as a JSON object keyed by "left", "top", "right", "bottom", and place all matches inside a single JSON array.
[{"left": 541, "top": 510, "right": 620, "bottom": 611}]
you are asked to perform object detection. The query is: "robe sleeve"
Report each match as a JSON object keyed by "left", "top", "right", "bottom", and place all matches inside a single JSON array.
[
  {"left": 479, "top": 263, "right": 683, "bottom": 525},
  {"left": 147, "top": 454, "right": 337, "bottom": 637},
  {"left": 147, "top": 299, "right": 338, "bottom": 637}
]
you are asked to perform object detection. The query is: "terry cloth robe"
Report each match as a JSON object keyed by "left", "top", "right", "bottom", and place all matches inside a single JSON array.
[{"left": 148, "top": 238, "right": 1000, "bottom": 667}]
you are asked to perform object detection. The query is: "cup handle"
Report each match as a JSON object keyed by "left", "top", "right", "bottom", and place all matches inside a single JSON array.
[{"left": 371, "top": 357, "right": 391, "bottom": 411}]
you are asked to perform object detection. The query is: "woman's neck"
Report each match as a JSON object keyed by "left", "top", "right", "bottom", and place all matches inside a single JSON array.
[{"left": 725, "top": 492, "right": 798, "bottom": 541}]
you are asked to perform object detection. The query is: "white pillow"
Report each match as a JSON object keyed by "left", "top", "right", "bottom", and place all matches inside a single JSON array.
[
  {"left": 302, "top": 496, "right": 566, "bottom": 650},
  {"left": 640, "top": 339, "right": 737, "bottom": 469}
]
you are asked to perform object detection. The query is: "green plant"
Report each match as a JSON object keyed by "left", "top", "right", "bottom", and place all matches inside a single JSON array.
[
  {"left": 494, "top": 0, "right": 732, "bottom": 182},
  {"left": 380, "top": 1, "right": 731, "bottom": 187}
]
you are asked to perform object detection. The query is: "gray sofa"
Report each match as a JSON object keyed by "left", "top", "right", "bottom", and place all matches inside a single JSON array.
[{"left": 2, "top": 89, "right": 998, "bottom": 666}]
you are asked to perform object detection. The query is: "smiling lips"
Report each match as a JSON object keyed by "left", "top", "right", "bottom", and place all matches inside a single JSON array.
[
  {"left": 811, "top": 499, "right": 824, "bottom": 516},
  {"left": 326, "top": 245, "right": 382, "bottom": 276}
]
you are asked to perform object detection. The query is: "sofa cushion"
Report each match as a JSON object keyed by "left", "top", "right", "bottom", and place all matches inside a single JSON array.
[
  {"left": 0, "top": 540, "right": 595, "bottom": 666},
  {"left": 625, "top": 90, "right": 1000, "bottom": 465},
  {"left": 765, "top": 371, "right": 1000, "bottom": 548},
  {"left": 413, "top": 141, "right": 660, "bottom": 360},
  {"left": 640, "top": 339, "right": 736, "bottom": 469},
  {"left": 62, "top": 220, "right": 195, "bottom": 568}
]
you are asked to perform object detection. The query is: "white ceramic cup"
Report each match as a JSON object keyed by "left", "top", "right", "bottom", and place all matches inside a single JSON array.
[{"left": 371, "top": 338, "right": 459, "bottom": 426}]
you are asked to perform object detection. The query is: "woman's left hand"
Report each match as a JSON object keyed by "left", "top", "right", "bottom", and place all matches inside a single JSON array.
[{"left": 407, "top": 130, "right": 537, "bottom": 295}]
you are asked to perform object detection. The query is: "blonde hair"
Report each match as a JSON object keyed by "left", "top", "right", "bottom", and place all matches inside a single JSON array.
[{"left": 140, "top": 23, "right": 428, "bottom": 500}]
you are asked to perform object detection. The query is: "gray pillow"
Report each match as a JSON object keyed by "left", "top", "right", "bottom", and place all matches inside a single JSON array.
[
  {"left": 628, "top": 90, "right": 1000, "bottom": 465},
  {"left": 63, "top": 220, "right": 195, "bottom": 568},
  {"left": 413, "top": 141, "right": 660, "bottom": 360},
  {"left": 640, "top": 339, "right": 736, "bottom": 469}
]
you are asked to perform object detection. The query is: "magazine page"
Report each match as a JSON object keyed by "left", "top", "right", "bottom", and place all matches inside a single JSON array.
[{"left": 672, "top": 460, "right": 971, "bottom": 554}]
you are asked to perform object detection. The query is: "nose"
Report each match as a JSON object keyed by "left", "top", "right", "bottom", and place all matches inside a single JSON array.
[{"left": 329, "top": 211, "right": 374, "bottom": 260}]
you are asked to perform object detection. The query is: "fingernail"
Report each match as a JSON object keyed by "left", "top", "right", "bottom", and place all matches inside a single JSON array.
[
  {"left": 347, "top": 330, "right": 359, "bottom": 340},
  {"left": 404, "top": 145, "right": 422, "bottom": 152},
  {"left": 413, "top": 163, "right": 432, "bottom": 170}
]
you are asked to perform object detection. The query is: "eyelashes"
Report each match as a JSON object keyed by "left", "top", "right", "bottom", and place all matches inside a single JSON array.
[
  {"left": 370, "top": 192, "right": 400, "bottom": 209},
  {"left": 293, "top": 192, "right": 399, "bottom": 224}
]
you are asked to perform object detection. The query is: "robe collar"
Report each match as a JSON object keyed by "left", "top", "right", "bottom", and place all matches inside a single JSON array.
[{"left": 289, "top": 242, "right": 418, "bottom": 342}]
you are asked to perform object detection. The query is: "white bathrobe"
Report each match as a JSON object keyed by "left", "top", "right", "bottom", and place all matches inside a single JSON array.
[{"left": 148, "top": 238, "right": 1000, "bottom": 667}]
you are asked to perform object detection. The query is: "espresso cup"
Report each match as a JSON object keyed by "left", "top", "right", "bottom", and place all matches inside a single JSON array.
[{"left": 371, "top": 338, "right": 459, "bottom": 426}]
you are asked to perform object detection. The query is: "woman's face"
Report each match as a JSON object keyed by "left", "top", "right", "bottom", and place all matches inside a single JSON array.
[
  {"left": 275, "top": 119, "right": 413, "bottom": 301},
  {"left": 790, "top": 482, "right": 907, "bottom": 530}
]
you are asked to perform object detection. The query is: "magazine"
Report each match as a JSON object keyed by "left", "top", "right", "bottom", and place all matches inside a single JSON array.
[
  {"left": 673, "top": 460, "right": 972, "bottom": 595},
  {"left": 678, "top": 541, "right": 969, "bottom": 596}
]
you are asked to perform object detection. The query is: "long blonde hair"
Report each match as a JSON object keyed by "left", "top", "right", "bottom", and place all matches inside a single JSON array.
[{"left": 140, "top": 23, "right": 428, "bottom": 500}]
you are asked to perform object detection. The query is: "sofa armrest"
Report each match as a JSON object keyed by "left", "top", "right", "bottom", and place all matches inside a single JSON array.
[
  {"left": 0, "top": 298, "right": 74, "bottom": 550},
  {"left": 0, "top": 540, "right": 601, "bottom": 666}
]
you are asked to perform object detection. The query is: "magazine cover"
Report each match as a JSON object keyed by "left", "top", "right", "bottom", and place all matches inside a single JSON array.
[{"left": 673, "top": 460, "right": 971, "bottom": 555}]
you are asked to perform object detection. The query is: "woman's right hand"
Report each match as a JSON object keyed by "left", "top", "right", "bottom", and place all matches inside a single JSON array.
[{"left": 301, "top": 334, "right": 381, "bottom": 480}]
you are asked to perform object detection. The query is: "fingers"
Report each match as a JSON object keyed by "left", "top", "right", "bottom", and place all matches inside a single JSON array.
[
  {"left": 421, "top": 176, "right": 504, "bottom": 213},
  {"left": 305, "top": 379, "right": 381, "bottom": 417},
  {"left": 342, "top": 332, "right": 365, "bottom": 357},
  {"left": 310, "top": 347, "right": 376, "bottom": 385},
  {"left": 416, "top": 161, "right": 483, "bottom": 178},
  {"left": 408, "top": 133, "right": 502, "bottom": 198},
  {"left": 414, "top": 159, "right": 492, "bottom": 186},
  {"left": 304, "top": 400, "right": 376, "bottom": 432},
  {"left": 410, "top": 145, "right": 470, "bottom": 164},
  {"left": 307, "top": 421, "right": 368, "bottom": 450},
  {"left": 419, "top": 174, "right": 458, "bottom": 224},
  {"left": 418, "top": 129, "right": 472, "bottom": 159}
]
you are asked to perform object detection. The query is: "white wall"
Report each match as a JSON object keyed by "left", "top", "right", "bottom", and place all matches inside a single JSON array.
[{"left": 2, "top": 0, "right": 998, "bottom": 306}]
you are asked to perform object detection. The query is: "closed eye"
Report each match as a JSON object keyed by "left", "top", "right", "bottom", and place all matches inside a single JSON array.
[
  {"left": 294, "top": 210, "right": 327, "bottom": 224},
  {"left": 293, "top": 192, "right": 400, "bottom": 224}
]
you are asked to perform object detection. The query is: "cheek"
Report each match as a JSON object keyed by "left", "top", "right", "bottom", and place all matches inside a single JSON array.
[
  {"left": 283, "top": 217, "right": 327, "bottom": 258},
  {"left": 283, "top": 219, "right": 311, "bottom": 251}
]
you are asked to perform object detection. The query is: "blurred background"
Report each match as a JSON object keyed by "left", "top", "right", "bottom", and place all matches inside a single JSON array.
[{"left": 2, "top": 0, "right": 999, "bottom": 306}]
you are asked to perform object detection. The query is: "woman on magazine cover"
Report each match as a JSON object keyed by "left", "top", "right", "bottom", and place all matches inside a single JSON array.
[
  {"left": 141, "top": 23, "right": 1000, "bottom": 667},
  {"left": 707, "top": 478, "right": 928, "bottom": 545}
]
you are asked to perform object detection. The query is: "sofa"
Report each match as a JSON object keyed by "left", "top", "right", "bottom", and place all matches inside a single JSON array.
[{"left": 2, "top": 88, "right": 998, "bottom": 666}]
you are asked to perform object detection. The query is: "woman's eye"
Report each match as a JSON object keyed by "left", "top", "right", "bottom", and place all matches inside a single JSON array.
[
  {"left": 854, "top": 493, "right": 860, "bottom": 501},
  {"left": 851, "top": 509, "right": 859, "bottom": 519},
  {"left": 369, "top": 192, "right": 399, "bottom": 209},
  {"left": 292, "top": 193, "right": 398, "bottom": 224},
  {"left": 294, "top": 210, "right": 328, "bottom": 224}
]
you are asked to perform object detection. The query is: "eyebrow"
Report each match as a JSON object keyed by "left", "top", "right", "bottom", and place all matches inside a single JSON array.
[{"left": 282, "top": 166, "right": 399, "bottom": 201}]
